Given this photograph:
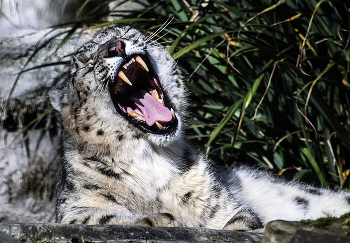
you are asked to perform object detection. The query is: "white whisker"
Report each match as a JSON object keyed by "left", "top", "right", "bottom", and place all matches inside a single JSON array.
[
  {"left": 151, "top": 25, "right": 178, "bottom": 44},
  {"left": 145, "top": 16, "right": 174, "bottom": 42}
]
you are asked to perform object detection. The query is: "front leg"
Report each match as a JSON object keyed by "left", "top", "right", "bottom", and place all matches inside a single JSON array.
[
  {"left": 136, "top": 213, "right": 186, "bottom": 227},
  {"left": 58, "top": 205, "right": 186, "bottom": 227},
  {"left": 58, "top": 206, "right": 140, "bottom": 225}
]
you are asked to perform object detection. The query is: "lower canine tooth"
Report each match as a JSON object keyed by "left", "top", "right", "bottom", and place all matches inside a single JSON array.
[
  {"left": 128, "top": 110, "right": 145, "bottom": 121},
  {"left": 152, "top": 90, "right": 160, "bottom": 100},
  {"left": 171, "top": 108, "right": 175, "bottom": 119},
  {"left": 158, "top": 99, "right": 164, "bottom": 105},
  {"left": 137, "top": 115, "right": 145, "bottom": 121},
  {"left": 156, "top": 122, "right": 164, "bottom": 130},
  {"left": 152, "top": 90, "right": 164, "bottom": 105},
  {"left": 118, "top": 71, "right": 132, "bottom": 86},
  {"left": 135, "top": 56, "right": 149, "bottom": 72}
]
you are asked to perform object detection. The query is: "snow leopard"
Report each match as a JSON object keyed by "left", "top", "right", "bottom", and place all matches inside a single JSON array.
[{"left": 49, "top": 26, "right": 350, "bottom": 231}]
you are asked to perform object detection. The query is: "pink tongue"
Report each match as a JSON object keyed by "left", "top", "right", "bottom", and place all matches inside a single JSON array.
[{"left": 129, "top": 90, "right": 172, "bottom": 126}]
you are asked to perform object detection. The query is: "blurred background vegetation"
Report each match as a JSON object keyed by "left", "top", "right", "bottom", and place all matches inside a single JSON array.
[{"left": 57, "top": 0, "right": 350, "bottom": 189}]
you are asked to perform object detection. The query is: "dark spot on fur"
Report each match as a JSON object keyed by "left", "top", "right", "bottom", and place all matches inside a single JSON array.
[
  {"left": 76, "top": 90, "right": 81, "bottom": 100},
  {"left": 74, "top": 107, "right": 78, "bottom": 121},
  {"left": 212, "top": 185, "right": 222, "bottom": 198},
  {"left": 133, "top": 133, "right": 141, "bottom": 139},
  {"left": 179, "top": 146, "right": 198, "bottom": 173},
  {"left": 181, "top": 192, "right": 192, "bottom": 203},
  {"left": 87, "top": 116, "right": 91, "bottom": 120},
  {"left": 69, "top": 219, "right": 77, "bottom": 224},
  {"left": 82, "top": 216, "right": 91, "bottom": 224},
  {"left": 224, "top": 208, "right": 264, "bottom": 230},
  {"left": 65, "top": 180, "right": 75, "bottom": 192},
  {"left": 345, "top": 196, "right": 350, "bottom": 205},
  {"left": 295, "top": 196, "right": 309, "bottom": 209},
  {"left": 138, "top": 218, "right": 154, "bottom": 227},
  {"left": 209, "top": 205, "right": 220, "bottom": 218},
  {"left": 83, "top": 184, "right": 101, "bottom": 190},
  {"left": 99, "top": 215, "right": 114, "bottom": 225},
  {"left": 84, "top": 126, "right": 90, "bottom": 131},
  {"left": 56, "top": 212, "right": 65, "bottom": 222},
  {"left": 57, "top": 197, "right": 67, "bottom": 205},
  {"left": 71, "top": 75, "right": 76, "bottom": 85},
  {"left": 160, "top": 213, "right": 175, "bottom": 221},
  {"left": 75, "top": 127, "right": 80, "bottom": 134},
  {"left": 176, "top": 79, "right": 181, "bottom": 88},
  {"left": 97, "top": 167, "right": 121, "bottom": 179},
  {"left": 118, "top": 135, "right": 124, "bottom": 141},
  {"left": 84, "top": 156, "right": 107, "bottom": 165},
  {"left": 304, "top": 188, "right": 322, "bottom": 196},
  {"left": 97, "top": 129, "right": 104, "bottom": 136},
  {"left": 101, "top": 193, "right": 118, "bottom": 203}
]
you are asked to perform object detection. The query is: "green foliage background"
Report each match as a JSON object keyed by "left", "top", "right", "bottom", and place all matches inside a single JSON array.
[{"left": 59, "top": 0, "right": 350, "bottom": 189}]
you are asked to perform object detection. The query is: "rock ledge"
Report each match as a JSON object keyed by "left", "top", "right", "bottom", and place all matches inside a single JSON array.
[{"left": 0, "top": 223, "right": 262, "bottom": 243}]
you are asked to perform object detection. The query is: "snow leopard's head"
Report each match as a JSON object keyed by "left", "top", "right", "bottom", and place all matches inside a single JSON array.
[{"left": 50, "top": 26, "right": 186, "bottom": 148}]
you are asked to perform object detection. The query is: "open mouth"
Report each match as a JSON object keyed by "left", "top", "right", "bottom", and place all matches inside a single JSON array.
[{"left": 108, "top": 54, "right": 178, "bottom": 134}]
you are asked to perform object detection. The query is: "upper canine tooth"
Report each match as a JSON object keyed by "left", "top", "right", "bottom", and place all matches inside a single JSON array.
[
  {"left": 128, "top": 110, "right": 145, "bottom": 121},
  {"left": 135, "top": 56, "right": 149, "bottom": 72},
  {"left": 118, "top": 71, "right": 132, "bottom": 86},
  {"left": 156, "top": 122, "right": 164, "bottom": 130}
]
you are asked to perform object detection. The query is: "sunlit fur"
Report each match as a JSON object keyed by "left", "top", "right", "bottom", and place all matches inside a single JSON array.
[{"left": 50, "top": 26, "right": 350, "bottom": 230}]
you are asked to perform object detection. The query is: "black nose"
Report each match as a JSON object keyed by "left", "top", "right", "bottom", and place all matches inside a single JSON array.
[{"left": 108, "top": 40, "right": 127, "bottom": 59}]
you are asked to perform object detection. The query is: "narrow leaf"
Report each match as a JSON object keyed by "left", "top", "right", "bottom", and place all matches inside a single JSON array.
[
  {"left": 207, "top": 98, "right": 244, "bottom": 146},
  {"left": 301, "top": 148, "right": 328, "bottom": 187},
  {"left": 172, "top": 31, "right": 234, "bottom": 59}
]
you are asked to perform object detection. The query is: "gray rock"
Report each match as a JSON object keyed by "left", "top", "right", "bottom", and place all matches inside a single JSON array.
[
  {"left": 0, "top": 223, "right": 262, "bottom": 243},
  {"left": 0, "top": 231, "right": 21, "bottom": 243},
  {"left": 261, "top": 220, "right": 350, "bottom": 243}
]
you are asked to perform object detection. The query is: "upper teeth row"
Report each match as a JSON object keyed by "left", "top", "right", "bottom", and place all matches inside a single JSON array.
[{"left": 117, "top": 56, "right": 149, "bottom": 87}]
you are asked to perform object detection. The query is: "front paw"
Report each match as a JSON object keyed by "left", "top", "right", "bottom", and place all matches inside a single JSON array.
[{"left": 136, "top": 213, "right": 186, "bottom": 227}]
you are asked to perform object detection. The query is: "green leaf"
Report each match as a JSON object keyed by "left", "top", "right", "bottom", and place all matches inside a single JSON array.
[
  {"left": 169, "top": 13, "right": 221, "bottom": 54},
  {"left": 293, "top": 169, "right": 312, "bottom": 181},
  {"left": 172, "top": 31, "right": 234, "bottom": 59},
  {"left": 301, "top": 148, "right": 328, "bottom": 187},
  {"left": 207, "top": 98, "right": 244, "bottom": 146},
  {"left": 89, "top": 19, "right": 155, "bottom": 29}
]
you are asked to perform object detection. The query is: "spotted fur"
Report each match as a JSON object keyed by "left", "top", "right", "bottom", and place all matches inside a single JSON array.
[{"left": 50, "top": 26, "right": 350, "bottom": 231}]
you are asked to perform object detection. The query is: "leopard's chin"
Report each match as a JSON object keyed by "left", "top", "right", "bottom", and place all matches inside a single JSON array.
[{"left": 107, "top": 41, "right": 178, "bottom": 136}]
